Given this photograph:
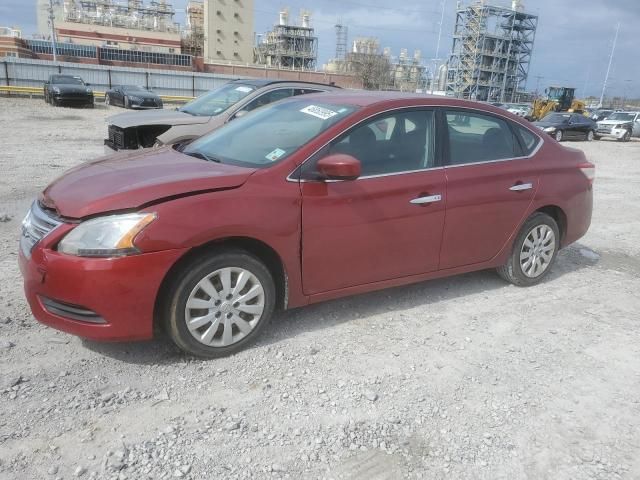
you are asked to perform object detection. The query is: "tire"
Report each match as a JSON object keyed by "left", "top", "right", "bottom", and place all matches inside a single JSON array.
[
  {"left": 554, "top": 130, "right": 563, "bottom": 142},
  {"left": 586, "top": 130, "right": 594, "bottom": 141},
  {"left": 124, "top": 96, "right": 130, "bottom": 109},
  {"left": 162, "top": 249, "right": 276, "bottom": 358},
  {"left": 497, "top": 212, "right": 560, "bottom": 287},
  {"left": 594, "top": 134, "right": 601, "bottom": 140},
  {"left": 618, "top": 130, "right": 631, "bottom": 142},
  {"left": 104, "top": 94, "right": 110, "bottom": 106}
]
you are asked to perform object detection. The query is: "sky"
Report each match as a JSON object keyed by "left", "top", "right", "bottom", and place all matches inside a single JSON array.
[{"left": 2, "top": 0, "right": 639, "bottom": 98}]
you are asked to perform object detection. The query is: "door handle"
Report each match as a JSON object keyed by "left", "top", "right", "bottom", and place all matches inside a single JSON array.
[
  {"left": 410, "top": 194, "right": 442, "bottom": 204},
  {"left": 509, "top": 182, "right": 533, "bottom": 192}
]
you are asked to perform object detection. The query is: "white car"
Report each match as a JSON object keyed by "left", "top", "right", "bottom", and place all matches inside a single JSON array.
[
  {"left": 596, "top": 111, "right": 640, "bottom": 142},
  {"left": 506, "top": 103, "right": 532, "bottom": 118}
]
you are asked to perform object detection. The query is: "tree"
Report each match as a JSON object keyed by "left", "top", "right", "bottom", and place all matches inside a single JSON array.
[{"left": 346, "top": 52, "right": 392, "bottom": 90}]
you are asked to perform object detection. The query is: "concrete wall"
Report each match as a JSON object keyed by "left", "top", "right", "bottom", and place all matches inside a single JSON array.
[{"left": 204, "top": 0, "right": 254, "bottom": 64}]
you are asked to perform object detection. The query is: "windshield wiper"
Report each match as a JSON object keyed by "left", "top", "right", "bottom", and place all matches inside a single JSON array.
[{"left": 184, "top": 151, "right": 221, "bottom": 163}]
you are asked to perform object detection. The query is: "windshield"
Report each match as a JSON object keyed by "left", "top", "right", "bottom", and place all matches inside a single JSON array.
[
  {"left": 52, "top": 75, "right": 84, "bottom": 85},
  {"left": 606, "top": 112, "right": 635, "bottom": 121},
  {"left": 122, "top": 85, "right": 148, "bottom": 93},
  {"left": 543, "top": 113, "right": 571, "bottom": 123},
  {"left": 179, "top": 83, "right": 256, "bottom": 116},
  {"left": 183, "top": 100, "right": 357, "bottom": 168}
]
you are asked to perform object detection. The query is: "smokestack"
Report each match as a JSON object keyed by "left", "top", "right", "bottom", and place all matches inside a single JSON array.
[{"left": 279, "top": 10, "right": 288, "bottom": 25}]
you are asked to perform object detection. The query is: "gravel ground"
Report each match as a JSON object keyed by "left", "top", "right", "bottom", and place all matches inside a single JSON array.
[{"left": 1, "top": 97, "right": 640, "bottom": 480}]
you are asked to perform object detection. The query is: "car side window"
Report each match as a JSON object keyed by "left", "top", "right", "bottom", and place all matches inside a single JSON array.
[
  {"left": 326, "top": 109, "right": 435, "bottom": 177},
  {"left": 445, "top": 110, "right": 520, "bottom": 165},
  {"left": 514, "top": 125, "right": 540, "bottom": 155},
  {"left": 243, "top": 88, "right": 294, "bottom": 112},
  {"left": 293, "top": 88, "right": 323, "bottom": 95}
]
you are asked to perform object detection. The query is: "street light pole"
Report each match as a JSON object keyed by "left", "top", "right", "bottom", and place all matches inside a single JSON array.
[
  {"left": 431, "top": 0, "right": 446, "bottom": 94},
  {"left": 48, "top": 0, "right": 58, "bottom": 62},
  {"left": 599, "top": 22, "right": 620, "bottom": 108}
]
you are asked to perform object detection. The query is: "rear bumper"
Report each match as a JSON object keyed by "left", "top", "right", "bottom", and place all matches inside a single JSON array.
[{"left": 19, "top": 245, "right": 185, "bottom": 341}]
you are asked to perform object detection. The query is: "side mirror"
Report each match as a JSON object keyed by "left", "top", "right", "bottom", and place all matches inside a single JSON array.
[
  {"left": 317, "top": 154, "right": 361, "bottom": 181},
  {"left": 85, "top": 82, "right": 91, "bottom": 86}
]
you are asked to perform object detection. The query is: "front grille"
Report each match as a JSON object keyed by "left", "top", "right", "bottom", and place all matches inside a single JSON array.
[
  {"left": 40, "top": 296, "right": 106, "bottom": 324},
  {"left": 107, "top": 124, "right": 139, "bottom": 149},
  {"left": 598, "top": 126, "right": 612, "bottom": 133},
  {"left": 108, "top": 124, "right": 125, "bottom": 149},
  {"left": 20, "top": 201, "right": 63, "bottom": 259}
]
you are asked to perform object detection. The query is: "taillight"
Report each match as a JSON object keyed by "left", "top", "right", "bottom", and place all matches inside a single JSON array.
[{"left": 579, "top": 162, "right": 595, "bottom": 184}]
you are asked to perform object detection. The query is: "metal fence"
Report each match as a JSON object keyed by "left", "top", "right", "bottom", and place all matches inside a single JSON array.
[{"left": 1, "top": 57, "right": 249, "bottom": 97}]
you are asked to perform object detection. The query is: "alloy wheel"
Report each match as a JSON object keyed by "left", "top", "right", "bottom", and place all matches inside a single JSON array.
[
  {"left": 519, "top": 224, "right": 556, "bottom": 278},
  {"left": 587, "top": 131, "right": 594, "bottom": 141},
  {"left": 184, "top": 267, "right": 265, "bottom": 348},
  {"left": 555, "top": 130, "right": 563, "bottom": 142}
]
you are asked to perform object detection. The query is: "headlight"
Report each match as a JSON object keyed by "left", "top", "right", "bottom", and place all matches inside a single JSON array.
[
  {"left": 51, "top": 87, "right": 61, "bottom": 94},
  {"left": 58, "top": 213, "right": 156, "bottom": 257},
  {"left": 86, "top": 88, "right": 93, "bottom": 94},
  {"left": 543, "top": 127, "right": 556, "bottom": 132}
]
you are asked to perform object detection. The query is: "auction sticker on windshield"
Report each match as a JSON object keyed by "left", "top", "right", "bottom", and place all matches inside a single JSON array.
[
  {"left": 300, "top": 105, "right": 338, "bottom": 120},
  {"left": 265, "top": 148, "right": 286, "bottom": 161}
]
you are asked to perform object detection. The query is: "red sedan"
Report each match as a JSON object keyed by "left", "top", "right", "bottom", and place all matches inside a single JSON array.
[{"left": 19, "top": 93, "right": 594, "bottom": 357}]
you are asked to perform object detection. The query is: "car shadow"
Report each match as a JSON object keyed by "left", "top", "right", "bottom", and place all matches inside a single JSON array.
[{"left": 82, "top": 242, "right": 602, "bottom": 364}]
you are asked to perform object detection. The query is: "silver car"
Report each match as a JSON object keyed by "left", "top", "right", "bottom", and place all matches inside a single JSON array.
[
  {"left": 104, "top": 79, "right": 340, "bottom": 151},
  {"left": 595, "top": 111, "right": 640, "bottom": 142}
]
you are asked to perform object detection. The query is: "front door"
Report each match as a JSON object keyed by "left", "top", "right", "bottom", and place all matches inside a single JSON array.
[
  {"left": 300, "top": 109, "right": 446, "bottom": 294},
  {"left": 439, "top": 109, "right": 538, "bottom": 269}
]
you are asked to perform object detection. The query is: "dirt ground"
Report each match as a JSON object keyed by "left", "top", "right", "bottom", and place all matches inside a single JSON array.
[{"left": 0, "top": 96, "right": 639, "bottom": 480}]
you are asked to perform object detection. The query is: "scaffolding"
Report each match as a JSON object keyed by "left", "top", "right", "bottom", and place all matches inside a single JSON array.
[
  {"left": 335, "top": 21, "right": 348, "bottom": 61},
  {"left": 181, "top": 0, "right": 203, "bottom": 56},
  {"left": 446, "top": 1, "right": 537, "bottom": 102},
  {"left": 390, "top": 49, "right": 427, "bottom": 92},
  {"left": 254, "top": 10, "right": 318, "bottom": 70}
]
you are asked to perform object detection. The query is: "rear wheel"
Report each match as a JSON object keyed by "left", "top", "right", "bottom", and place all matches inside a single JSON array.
[
  {"left": 104, "top": 94, "right": 111, "bottom": 106},
  {"left": 497, "top": 212, "right": 559, "bottom": 286},
  {"left": 554, "top": 130, "right": 563, "bottom": 142},
  {"left": 163, "top": 250, "right": 276, "bottom": 358}
]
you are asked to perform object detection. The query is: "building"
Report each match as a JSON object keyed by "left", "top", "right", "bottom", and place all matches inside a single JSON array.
[
  {"left": 0, "top": 27, "right": 34, "bottom": 58},
  {"left": 36, "top": 0, "right": 182, "bottom": 54},
  {"left": 203, "top": 0, "right": 254, "bottom": 64},
  {"left": 254, "top": 10, "right": 318, "bottom": 71},
  {"left": 182, "top": 0, "right": 204, "bottom": 56},
  {"left": 390, "top": 49, "right": 427, "bottom": 92},
  {"left": 446, "top": 0, "right": 538, "bottom": 102}
]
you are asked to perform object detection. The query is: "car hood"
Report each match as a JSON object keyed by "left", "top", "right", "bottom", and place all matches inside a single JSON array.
[
  {"left": 53, "top": 84, "right": 91, "bottom": 94},
  {"left": 533, "top": 121, "right": 564, "bottom": 128},
  {"left": 108, "top": 109, "right": 210, "bottom": 128},
  {"left": 598, "top": 119, "right": 632, "bottom": 126},
  {"left": 40, "top": 147, "right": 256, "bottom": 219}
]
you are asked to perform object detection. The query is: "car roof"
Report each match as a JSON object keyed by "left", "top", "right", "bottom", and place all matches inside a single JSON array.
[
  {"left": 288, "top": 91, "right": 523, "bottom": 112},
  {"left": 229, "top": 78, "right": 339, "bottom": 89}
]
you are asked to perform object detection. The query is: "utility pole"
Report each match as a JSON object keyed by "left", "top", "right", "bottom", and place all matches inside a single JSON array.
[
  {"left": 431, "top": 0, "right": 446, "bottom": 94},
  {"left": 534, "top": 75, "right": 543, "bottom": 96},
  {"left": 48, "top": 0, "right": 59, "bottom": 62},
  {"left": 599, "top": 22, "right": 620, "bottom": 108}
]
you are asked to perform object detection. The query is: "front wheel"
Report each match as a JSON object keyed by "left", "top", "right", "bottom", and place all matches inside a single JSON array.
[
  {"left": 618, "top": 130, "right": 631, "bottom": 142},
  {"left": 163, "top": 250, "right": 276, "bottom": 358},
  {"left": 104, "top": 94, "right": 111, "bottom": 106},
  {"left": 497, "top": 212, "right": 560, "bottom": 286},
  {"left": 124, "top": 96, "right": 130, "bottom": 109},
  {"left": 586, "top": 130, "right": 594, "bottom": 141},
  {"left": 554, "top": 130, "right": 563, "bottom": 142}
]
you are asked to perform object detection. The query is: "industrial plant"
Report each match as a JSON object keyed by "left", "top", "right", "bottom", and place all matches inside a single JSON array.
[
  {"left": 254, "top": 10, "right": 318, "bottom": 71},
  {"left": 445, "top": 0, "right": 538, "bottom": 102}
]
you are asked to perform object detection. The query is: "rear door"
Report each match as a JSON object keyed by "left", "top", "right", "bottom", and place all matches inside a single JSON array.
[
  {"left": 300, "top": 108, "right": 446, "bottom": 294},
  {"left": 439, "top": 109, "right": 540, "bottom": 270}
]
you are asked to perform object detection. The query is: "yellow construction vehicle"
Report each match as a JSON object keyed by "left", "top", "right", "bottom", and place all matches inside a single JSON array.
[{"left": 528, "top": 86, "right": 586, "bottom": 121}]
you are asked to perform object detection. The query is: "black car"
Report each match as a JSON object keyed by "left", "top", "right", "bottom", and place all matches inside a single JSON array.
[
  {"left": 44, "top": 75, "right": 94, "bottom": 108},
  {"left": 532, "top": 112, "right": 597, "bottom": 142},
  {"left": 104, "top": 85, "right": 163, "bottom": 109}
]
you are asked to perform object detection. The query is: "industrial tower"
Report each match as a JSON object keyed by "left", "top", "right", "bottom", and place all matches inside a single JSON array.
[{"left": 446, "top": 0, "right": 538, "bottom": 102}]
